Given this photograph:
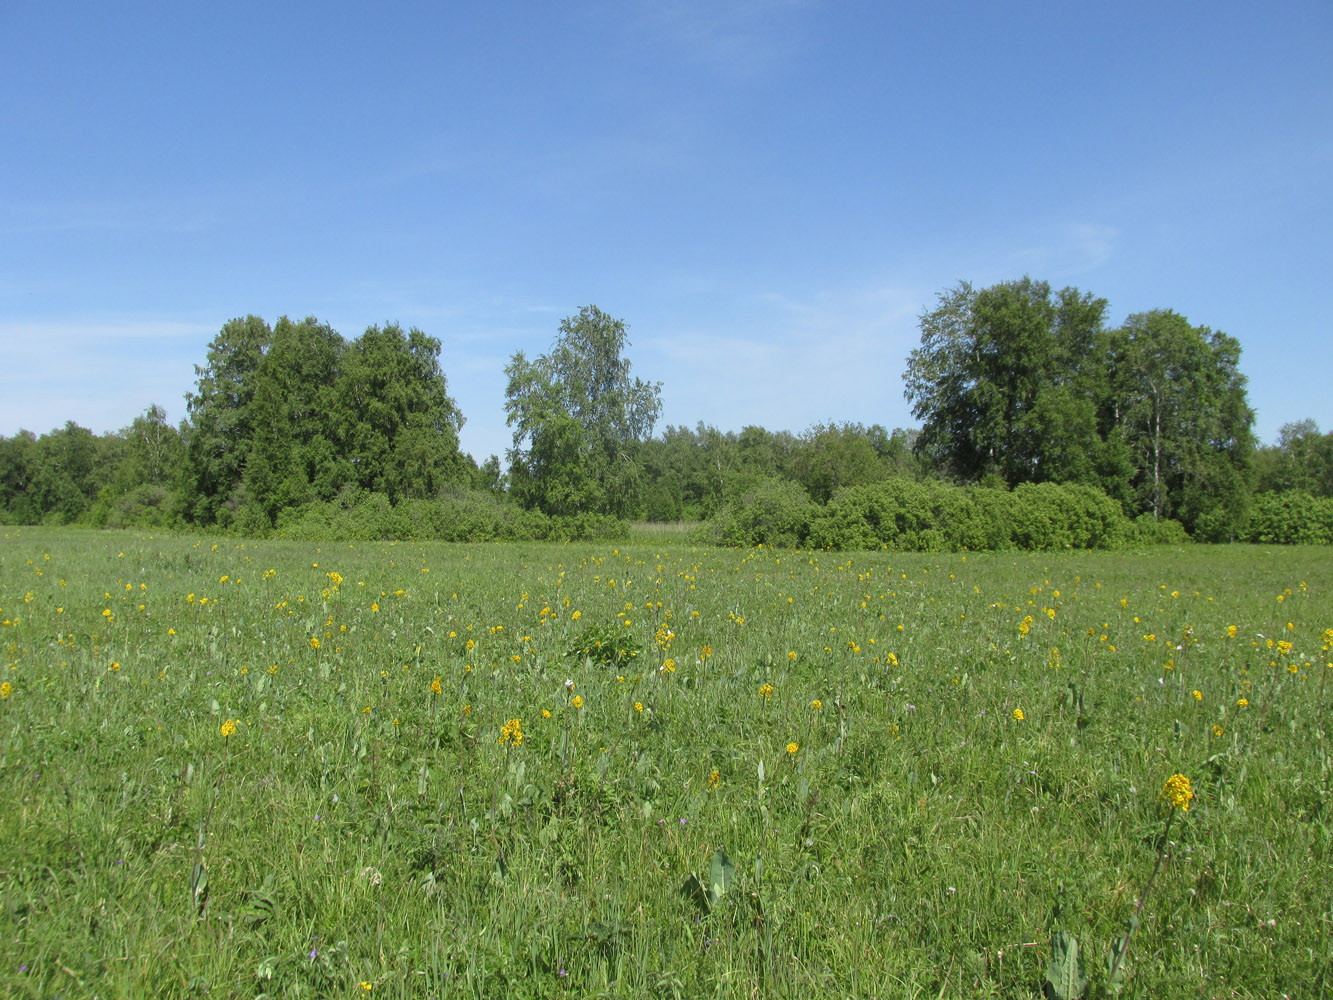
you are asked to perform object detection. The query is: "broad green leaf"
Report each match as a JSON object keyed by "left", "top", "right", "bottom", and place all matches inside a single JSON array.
[
  {"left": 708, "top": 849, "right": 735, "bottom": 905},
  {"left": 1044, "top": 930, "right": 1086, "bottom": 1000}
]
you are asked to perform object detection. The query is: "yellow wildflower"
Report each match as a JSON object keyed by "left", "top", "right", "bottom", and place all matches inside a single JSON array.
[
  {"left": 498, "top": 718, "right": 523, "bottom": 747},
  {"left": 1161, "top": 773, "right": 1193, "bottom": 811}
]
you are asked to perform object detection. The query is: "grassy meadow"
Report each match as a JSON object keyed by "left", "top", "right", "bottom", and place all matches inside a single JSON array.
[{"left": 1, "top": 528, "right": 1330, "bottom": 998}]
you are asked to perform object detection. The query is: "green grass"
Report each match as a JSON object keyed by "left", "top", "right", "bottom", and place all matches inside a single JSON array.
[{"left": 1, "top": 529, "right": 1330, "bottom": 998}]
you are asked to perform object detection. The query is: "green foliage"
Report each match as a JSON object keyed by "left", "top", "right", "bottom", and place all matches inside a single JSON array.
[
  {"left": 799, "top": 478, "right": 1130, "bottom": 552},
  {"left": 1239, "top": 491, "right": 1333, "bottom": 544},
  {"left": 1, "top": 532, "right": 1330, "bottom": 996},
  {"left": 904, "top": 282, "right": 1258, "bottom": 537},
  {"left": 1129, "top": 513, "right": 1189, "bottom": 546},
  {"left": 565, "top": 623, "right": 642, "bottom": 670},
  {"left": 680, "top": 848, "right": 736, "bottom": 915},
  {"left": 905, "top": 279, "right": 1108, "bottom": 485},
  {"left": 1009, "top": 482, "right": 1130, "bottom": 551},
  {"left": 270, "top": 488, "right": 629, "bottom": 543},
  {"left": 692, "top": 475, "right": 817, "bottom": 547},
  {"left": 506, "top": 305, "right": 662, "bottom": 518},
  {"left": 788, "top": 422, "right": 890, "bottom": 503},
  {"left": 101, "top": 483, "right": 182, "bottom": 530},
  {"left": 181, "top": 315, "right": 469, "bottom": 530},
  {"left": 1044, "top": 930, "right": 1087, "bottom": 1000},
  {"left": 1105, "top": 310, "right": 1255, "bottom": 536},
  {"left": 1254, "top": 420, "right": 1333, "bottom": 497}
]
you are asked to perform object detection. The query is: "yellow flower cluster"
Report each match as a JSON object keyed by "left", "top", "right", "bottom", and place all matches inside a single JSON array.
[
  {"left": 1161, "top": 773, "right": 1193, "bottom": 811},
  {"left": 498, "top": 718, "right": 523, "bottom": 747}
]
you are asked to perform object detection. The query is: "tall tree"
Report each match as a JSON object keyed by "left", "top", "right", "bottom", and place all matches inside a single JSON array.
[
  {"left": 505, "top": 306, "right": 662, "bottom": 518},
  {"left": 181, "top": 315, "right": 273, "bottom": 524},
  {"left": 29, "top": 421, "right": 100, "bottom": 523},
  {"left": 340, "top": 323, "right": 467, "bottom": 499},
  {"left": 789, "top": 422, "right": 888, "bottom": 504},
  {"left": 1255, "top": 420, "right": 1333, "bottom": 497},
  {"left": 239, "top": 316, "right": 346, "bottom": 522},
  {"left": 904, "top": 278, "right": 1108, "bottom": 486},
  {"left": 118, "top": 404, "right": 184, "bottom": 490},
  {"left": 1105, "top": 310, "right": 1255, "bottom": 537},
  {"left": 0, "top": 431, "right": 39, "bottom": 523}
]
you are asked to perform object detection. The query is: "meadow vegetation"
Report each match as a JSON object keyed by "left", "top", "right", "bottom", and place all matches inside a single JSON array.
[{"left": 2, "top": 529, "right": 1330, "bottom": 997}]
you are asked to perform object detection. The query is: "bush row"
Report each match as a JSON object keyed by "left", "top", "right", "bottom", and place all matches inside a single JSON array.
[
  {"left": 18, "top": 478, "right": 1329, "bottom": 550},
  {"left": 1236, "top": 491, "right": 1333, "bottom": 545},
  {"left": 26, "top": 484, "right": 628, "bottom": 543},
  {"left": 269, "top": 488, "right": 628, "bottom": 543},
  {"left": 694, "top": 477, "right": 1193, "bottom": 551}
]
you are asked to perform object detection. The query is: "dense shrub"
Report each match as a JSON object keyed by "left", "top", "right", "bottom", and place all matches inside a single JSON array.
[
  {"left": 1010, "top": 482, "right": 1130, "bottom": 550},
  {"left": 1129, "top": 513, "right": 1190, "bottom": 546},
  {"left": 808, "top": 479, "right": 957, "bottom": 551},
  {"left": 691, "top": 476, "right": 817, "bottom": 548},
  {"left": 101, "top": 484, "right": 181, "bottom": 530},
  {"left": 271, "top": 488, "right": 628, "bottom": 542},
  {"left": 1239, "top": 492, "right": 1333, "bottom": 544},
  {"left": 713, "top": 477, "right": 1133, "bottom": 551}
]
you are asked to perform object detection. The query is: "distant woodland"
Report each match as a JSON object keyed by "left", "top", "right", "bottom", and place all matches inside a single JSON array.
[{"left": 3, "top": 283, "right": 1331, "bottom": 547}]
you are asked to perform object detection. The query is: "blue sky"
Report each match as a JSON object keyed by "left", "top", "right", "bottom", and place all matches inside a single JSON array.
[{"left": 2, "top": 0, "right": 1330, "bottom": 463}]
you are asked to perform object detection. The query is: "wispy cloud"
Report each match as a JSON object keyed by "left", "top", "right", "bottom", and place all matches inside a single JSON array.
[
  {"left": 1001, "top": 222, "right": 1119, "bottom": 280},
  {"left": 628, "top": 0, "right": 812, "bottom": 81},
  {"left": 642, "top": 277, "right": 926, "bottom": 435}
]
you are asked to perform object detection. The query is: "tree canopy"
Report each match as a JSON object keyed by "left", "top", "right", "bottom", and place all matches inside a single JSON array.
[
  {"left": 0, "top": 290, "right": 1316, "bottom": 548},
  {"left": 181, "top": 315, "right": 468, "bottom": 530},
  {"left": 905, "top": 279, "right": 1256, "bottom": 537},
  {"left": 505, "top": 306, "right": 662, "bottom": 518}
]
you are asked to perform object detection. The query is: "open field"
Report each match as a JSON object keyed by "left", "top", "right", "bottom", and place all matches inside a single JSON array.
[{"left": 1, "top": 529, "right": 1330, "bottom": 998}]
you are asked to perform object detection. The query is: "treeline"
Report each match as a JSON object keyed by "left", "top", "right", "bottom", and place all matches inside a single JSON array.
[{"left": 2, "top": 286, "right": 1331, "bottom": 547}]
